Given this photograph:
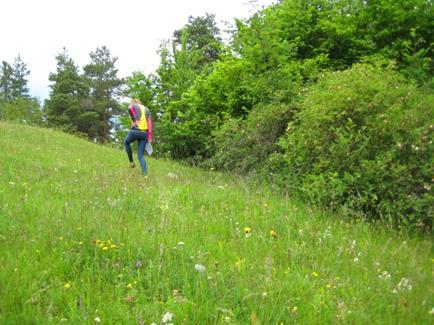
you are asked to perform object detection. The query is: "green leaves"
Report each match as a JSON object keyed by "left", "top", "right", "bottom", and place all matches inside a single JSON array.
[
  {"left": 44, "top": 46, "right": 123, "bottom": 142},
  {"left": 274, "top": 63, "right": 434, "bottom": 227}
]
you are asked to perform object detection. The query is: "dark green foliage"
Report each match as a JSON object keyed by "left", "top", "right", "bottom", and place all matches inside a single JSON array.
[
  {"left": 208, "top": 103, "right": 296, "bottom": 173},
  {"left": 0, "top": 61, "right": 14, "bottom": 101},
  {"left": 11, "top": 55, "right": 30, "bottom": 99},
  {"left": 83, "top": 46, "right": 123, "bottom": 142},
  {"left": 268, "top": 63, "right": 433, "bottom": 228},
  {"left": 154, "top": 16, "right": 224, "bottom": 160},
  {"left": 44, "top": 46, "right": 123, "bottom": 142},
  {"left": 173, "top": 13, "right": 223, "bottom": 70},
  {"left": 124, "top": 72, "right": 155, "bottom": 107},
  {"left": 44, "top": 48, "right": 89, "bottom": 133},
  {"left": 0, "top": 97, "right": 42, "bottom": 125},
  {"left": 1, "top": 55, "right": 31, "bottom": 101},
  {"left": 0, "top": 56, "right": 41, "bottom": 125}
]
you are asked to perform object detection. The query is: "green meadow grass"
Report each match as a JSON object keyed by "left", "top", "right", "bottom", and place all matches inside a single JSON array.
[{"left": 0, "top": 121, "right": 432, "bottom": 324}]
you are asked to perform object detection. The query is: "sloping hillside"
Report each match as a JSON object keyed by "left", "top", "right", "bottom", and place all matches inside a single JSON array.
[{"left": 0, "top": 122, "right": 432, "bottom": 323}]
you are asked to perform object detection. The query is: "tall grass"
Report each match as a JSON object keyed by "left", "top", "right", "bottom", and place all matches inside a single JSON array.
[{"left": 0, "top": 122, "right": 432, "bottom": 324}]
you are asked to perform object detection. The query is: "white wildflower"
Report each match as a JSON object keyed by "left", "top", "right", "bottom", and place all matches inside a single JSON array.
[
  {"left": 396, "top": 277, "right": 412, "bottom": 292},
  {"left": 194, "top": 264, "right": 206, "bottom": 273},
  {"left": 94, "top": 316, "right": 101, "bottom": 323},
  {"left": 162, "top": 311, "right": 173, "bottom": 323},
  {"left": 379, "top": 271, "right": 391, "bottom": 280},
  {"left": 323, "top": 226, "right": 332, "bottom": 239},
  {"left": 177, "top": 241, "right": 185, "bottom": 248}
]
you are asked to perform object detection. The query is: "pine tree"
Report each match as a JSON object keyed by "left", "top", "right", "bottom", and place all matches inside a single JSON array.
[
  {"left": 173, "top": 14, "right": 222, "bottom": 70},
  {"left": 0, "top": 61, "right": 13, "bottom": 101},
  {"left": 44, "top": 48, "right": 88, "bottom": 132},
  {"left": 11, "top": 55, "right": 30, "bottom": 99},
  {"left": 83, "top": 46, "right": 123, "bottom": 142}
]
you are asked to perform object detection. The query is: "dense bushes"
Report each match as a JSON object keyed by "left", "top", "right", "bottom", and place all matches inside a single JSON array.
[
  {"left": 207, "top": 103, "right": 295, "bottom": 173},
  {"left": 0, "top": 97, "right": 42, "bottom": 125},
  {"left": 124, "top": 0, "right": 433, "bottom": 228},
  {"left": 266, "top": 63, "right": 433, "bottom": 228}
]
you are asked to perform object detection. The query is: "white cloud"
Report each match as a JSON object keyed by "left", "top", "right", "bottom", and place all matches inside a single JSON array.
[{"left": 0, "top": 0, "right": 276, "bottom": 100}]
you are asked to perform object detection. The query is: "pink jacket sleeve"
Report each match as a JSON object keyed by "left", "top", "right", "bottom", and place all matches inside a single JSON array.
[{"left": 147, "top": 116, "right": 153, "bottom": 142}]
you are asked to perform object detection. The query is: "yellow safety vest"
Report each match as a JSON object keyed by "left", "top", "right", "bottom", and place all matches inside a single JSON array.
[{"left": 137, "top": 105, "right": 148, "bottom": 131}]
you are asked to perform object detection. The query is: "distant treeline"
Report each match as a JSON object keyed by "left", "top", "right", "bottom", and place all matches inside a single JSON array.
[{"left": 1, "top": 0, "right": 432, "bottom": 228}]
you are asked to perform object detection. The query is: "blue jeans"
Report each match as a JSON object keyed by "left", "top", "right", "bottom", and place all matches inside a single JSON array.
[{"left": 124, "top": 130, "right": 148, "bottom": 175}]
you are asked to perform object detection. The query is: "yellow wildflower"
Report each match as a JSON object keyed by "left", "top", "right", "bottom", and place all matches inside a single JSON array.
[
  {"left": 244, "top": 227, "right": 252, "bottom": 234},
  {"left": 127, "top": 283, "right": 133, "bottom": 289},
  {"left": 270, "top": 230, "right": 277, "bottom": 238},
  {"left": 64, "top": 283, "right": 71, "bottom": 289},
  {"left": 312, "top": 271, "right": 318, "bottom": 277},
  {"left": 235, "top": 257, "right": 243, "bottom": 271},
  {"left": 102, "top": 246, "right": 108, "bottom": 251}
]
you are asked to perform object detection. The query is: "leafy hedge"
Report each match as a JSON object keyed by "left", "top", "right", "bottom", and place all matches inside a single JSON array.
[
  {"left": 266, "top": 63, "right": 433, "bottom": 228},
  {"left": 207, "top": 103, "right": 295, "bottom": 173}
]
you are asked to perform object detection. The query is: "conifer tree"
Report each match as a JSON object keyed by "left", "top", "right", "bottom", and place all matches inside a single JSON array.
[
  {"left": 83, "top": 46, "right": 123, "bottom": 142},
  {"left": 0, "top": 61, "right": 14, "bottom": 101},
  {"left": 44, "top": 48, "right": 88, "bottom": 132},
  {"left": 11, "top": 55, "right": 30, "bottom": 99}
]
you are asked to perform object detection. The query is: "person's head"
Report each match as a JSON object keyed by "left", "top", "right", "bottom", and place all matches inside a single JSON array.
[{"left": 131, "top": 98, "right": 142, "bottom": 105}]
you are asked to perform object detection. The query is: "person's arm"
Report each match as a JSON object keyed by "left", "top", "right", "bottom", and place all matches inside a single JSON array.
[
  {"left": 128, "top": 104, "right": 138, "bottom": 128},
  {"left": 147, "top": 116, "right": 153, "bottom": 142},
  {"left": 145, "top": 107, "right": 153, "bottom": 142}
]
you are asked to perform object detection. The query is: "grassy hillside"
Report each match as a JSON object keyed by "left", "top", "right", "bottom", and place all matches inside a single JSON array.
[{"left": 0, "top": 122, "right": 432, "bottom": 324}]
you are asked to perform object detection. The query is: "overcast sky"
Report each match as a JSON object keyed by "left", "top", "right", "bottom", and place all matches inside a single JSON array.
[{"left": 1, "top": 0, "right": 276, "bottom": 101}]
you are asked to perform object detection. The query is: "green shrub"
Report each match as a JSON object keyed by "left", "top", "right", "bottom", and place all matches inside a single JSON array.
[
  {"left": 207, "top": 103, "right": 295, "bottom": 174},
  {"left": 0, "top": 97, "right": 42, "bottom": 125},
  {"left": 269, "top": 63, "right": 433, "bottom": 228}
]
